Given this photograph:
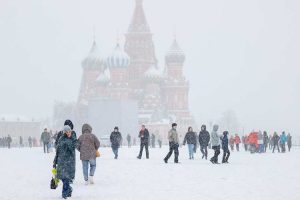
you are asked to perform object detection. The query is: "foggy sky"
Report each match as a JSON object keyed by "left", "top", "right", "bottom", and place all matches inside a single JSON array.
[{"left": 0, "top": 0, "right": 299, "bottom": 135}]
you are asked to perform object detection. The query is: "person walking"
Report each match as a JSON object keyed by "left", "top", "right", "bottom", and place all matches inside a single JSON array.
[
  {"left": 279, "top": 132, "right": 287, "bottom": 153},
  {"left": 53, "top": 125, "right": 77, "bottom": 199},
  {"left": 151, "top": 133, "right": 156, "bottom": 148},
  {"left": 272, "top": 132, "right": 280, "bottom": 153},
  {"left": 164, "top": 123, "right": 180, "bottom": 164},
  {"left": 41, "top": 128, "right": 51, "bottom": 153},
  {"left": 77, "top": 124, "right": 100, "bottom": 185},
  {"left": 234, "top": 134, "right": 241, "bottom": 152},
  {"left": 110, "top": 127, "right": 122, "bottom": 159},
  {"left": 257, "top": 131, "right": 264, "bottom": 153},
  {"left": 221, "top": 131, "right": 230, "bottom": 163},
  {"left": 7, "top": 135, "right": 12, "bottom": 149},
  {"left": 137, "top": 125, "right": 150, "bottom": 159},
  {"left": 287, "top": 133, "right": 292, "bottom": 152},
  {"left": 28, "top": 136, "right": 33, "bottom": 148},
  {"left": 263, "top": 131, "right": 269, "bottom": 152},
  {"left": 157, "top": 134, "right": 162, "bottom": 148},
  {"left": 183, "top": 127, "right": 197, "bottom": 160},
  {"left": 126, "top": 134, "right": 132, "bottom": 148},
  {"left": 229, "top": 136, "right": 235, "bottom": 151},
  {"left": 199, "top": 125, "right": 210, "bottom": 160},
  {"left": 210, "top": 125, "right": 221, "bottom": 164},
  {"left": 19, "top": 136, "right": 23, "bottom": 148}
]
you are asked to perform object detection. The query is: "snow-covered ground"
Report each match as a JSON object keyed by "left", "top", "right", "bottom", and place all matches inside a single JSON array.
[{"left": 0, "top": 146, "right": 299, "bottom": 200}]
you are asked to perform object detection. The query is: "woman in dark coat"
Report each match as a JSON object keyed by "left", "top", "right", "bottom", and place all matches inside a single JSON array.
[
  {"left": 183, "top": 127, "right": 197, "bottom": 159},
  {"left": 54, "top": 125, "right": 77, "bottom": 199}
]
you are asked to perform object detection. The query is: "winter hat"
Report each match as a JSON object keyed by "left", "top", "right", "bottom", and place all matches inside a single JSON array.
[
  {"left": 63, "top": 125, "right": 71, "bottom": 133},
  {"left": 82, "top": 124, "right": 92, "bottom": 134},
  {"left": 172, "top": 123, "right": 177, "bottom": 127},
  {"left": 114, "top": 126, "right": 119, "bottom": 131},
  {"left": 201, "top": 125, "right": 206, "bottom": 131},
  {"left": 223, "top": 131, "right": 229, "bottom": 136},
  {"left": 64, "top": 120, "right": 74, "bottom": 130}
]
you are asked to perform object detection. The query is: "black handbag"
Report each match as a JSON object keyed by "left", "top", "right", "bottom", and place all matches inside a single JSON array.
[{"left": 50, "top": 177, "right": 58, "bottom": 189}]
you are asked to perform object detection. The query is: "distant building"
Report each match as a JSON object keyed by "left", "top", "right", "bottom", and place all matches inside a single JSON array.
[
  {"left": 75, "top": 0, "right": 196, "bottom": 142},
  {"left": 0, "top": 115, "right": 41, "bottom": 143}
]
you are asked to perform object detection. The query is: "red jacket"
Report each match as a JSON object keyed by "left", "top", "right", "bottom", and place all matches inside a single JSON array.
[{"left": 235, "top": 136, "right": 241, "bottom": 144}]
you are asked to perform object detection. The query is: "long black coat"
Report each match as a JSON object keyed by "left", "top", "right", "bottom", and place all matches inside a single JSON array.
[
  {"left": 56, "top": 134, "right": 77, "bottom": 180},
  {"left": 199, "top": 130, "right": 210, "bottom": 147},
  {"left": 110, "top": 131, "right": 122, "bottom": 148},
  {"left": 139, "top": 129, "right": 150, "bottom": 144}
]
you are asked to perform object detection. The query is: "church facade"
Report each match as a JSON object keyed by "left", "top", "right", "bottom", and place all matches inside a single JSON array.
[{"left": 76, "top": 0, "right": 196, "bottom": 141}]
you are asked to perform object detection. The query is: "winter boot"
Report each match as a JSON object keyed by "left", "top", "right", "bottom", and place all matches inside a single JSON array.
[
  {"left": 89, "top": 176, "right": 94, "bottom": 184},
  {"left": 163, "top": 158, "right": 168, "bottom": 163}
]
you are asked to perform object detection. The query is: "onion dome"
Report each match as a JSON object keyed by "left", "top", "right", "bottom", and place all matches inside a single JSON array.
[
  {"left": 144, "top": 64, "right": 164, "bottom": 81},
  {"left": 82, "top": 41, "right": 106, "bottom": 70},
  {"left": 107, "top": 43, "right": 130, "bottom": 68},
  {"left": 96, "top": 67, "right": 111, "bottom": 85},
  {"left": 165, "top": 39, "right": 186, "bottom": 64}
]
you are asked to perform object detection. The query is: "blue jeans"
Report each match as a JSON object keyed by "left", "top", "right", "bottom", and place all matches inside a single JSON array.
[
  {"left": 62, "top": 179, "right": 72, "bottom": 198},
  {"left": 112, "top": 147, "right": 119, "bottom": 159},
  {"left": 259, "top": 144, "right": 264, "bottom": 153},
  {"left": 187, "top": 144, "right": 194, "bottom": 159},
  {"left": 82, "top": 159, "right": 96, "bottom": 181}
]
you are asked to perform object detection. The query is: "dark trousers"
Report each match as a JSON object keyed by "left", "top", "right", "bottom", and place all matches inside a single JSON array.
[
  {"left": 138, "top": 143, "right": 149, "bottom": 158},
  {"left": 211, "top": 145, "right": 220, "bottom": 163},
  {"left": 112, "top": 147, "right": 119, "bottom": 159},
  {"left": 222, "top": 149, "right": 230, "bottom": 163},
  {"left": 43, "top": 142, "right": 49, "bottom": 153},
  {"left": 158, "top": 141, "right": 162, "bottom": 148},
  {"left": 288, "top": 144, "right": 291, "bottom": 152},
  {"left": 264, "top": 143, "right": 267, "bottom": 152},
  {"left": 164, "top": 142, "right": 179, "bottom": 163},
  {"left": 200, "top": 145, "right": 208, "bottom": 159},
  {"left": 280, "top": 143, "right": 286, "bottom": 153},
  {"left": 62, "top": 179, "right": 72, "bottom": 198},
  {"left": 244, "top": 144, "right": 248, "bottom": 151},
  {"left": 272, "top": 144, "right": 280, "bottom": 153},
  {"left": 236, "top": 143, "right": 239, "bottom": 151}
]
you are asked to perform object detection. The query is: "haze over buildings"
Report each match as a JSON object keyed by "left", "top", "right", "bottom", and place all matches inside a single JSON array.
[{"left": 0, "top": 0, "right": 299, "bottom": 135}]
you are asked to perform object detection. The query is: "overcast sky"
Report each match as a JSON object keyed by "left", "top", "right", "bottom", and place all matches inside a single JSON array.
[{"left": 0, "top": 0, "right": 299, "bottom": 135}]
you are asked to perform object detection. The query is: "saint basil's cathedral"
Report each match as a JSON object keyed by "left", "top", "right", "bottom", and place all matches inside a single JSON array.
[{"left": 76, "top": 0, "right": 196, "bottom": 140}]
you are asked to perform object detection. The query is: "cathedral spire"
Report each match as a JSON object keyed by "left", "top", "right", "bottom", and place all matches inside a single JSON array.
[{"left": 128, "top": 0, "right": 150, "bottom": 33}]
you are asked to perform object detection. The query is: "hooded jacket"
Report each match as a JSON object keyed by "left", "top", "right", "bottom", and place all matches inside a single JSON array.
[
  {"left": 210, "top": 125, "right": 220, "bottom": 147},
  {"left": 199, "top": 125, "right": 210, "bottom": 147},
  {"left": 77, "top": 124, "right": 100, "bottom": 160},
  {"left": 110, "top": 130, "right": 122, "bottom": 148},
  {"left": 221, "top": 131, "right": 229, "bottom": 151}
]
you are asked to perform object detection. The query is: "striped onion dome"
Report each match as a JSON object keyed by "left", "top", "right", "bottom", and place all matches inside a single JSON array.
[
  {"left": 82, "top": 41, "right": 106, "bottom": 70},
  {"left": 96, "top": 67, "right": 111, "bottom": 84},
  {"left": 107, "top": 43, "right": 130, "bottom": 68},
  {"left": 165, "top": 39, "right": 186, "bottom": 64}
]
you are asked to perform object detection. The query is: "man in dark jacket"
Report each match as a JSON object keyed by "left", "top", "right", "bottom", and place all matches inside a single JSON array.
[
  {"left": 263, "top": 131, "right": 269, "bottom": 152},
  {"left": 199, "top": 125, "right": 210, "bottom": 160},
  {"left": 221, "top": 131, "right": 230, "bottom": 163},
  {"left": 54, "top": 120, "right": 77, "bottom": 149},
  {"left": 54, "top": 125, "right": 77, "bottom": 199},
  {"left": 41, "top": 128, "right": 50, "bottom": 153},
  {"left": 137, "top": 125, "right": 150, "bottom": 159},
  {"left": 110, "top": 127, "right": 122, "bottom": 159},
  {"left": 164, "top": 123, "right": 180, "bottom": 164},
  {"left": 272, "top": 132, "right": 280, "bottom": 153},
  {"left": 77, "top": 124, "right": 100, "bottom": 185}
]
